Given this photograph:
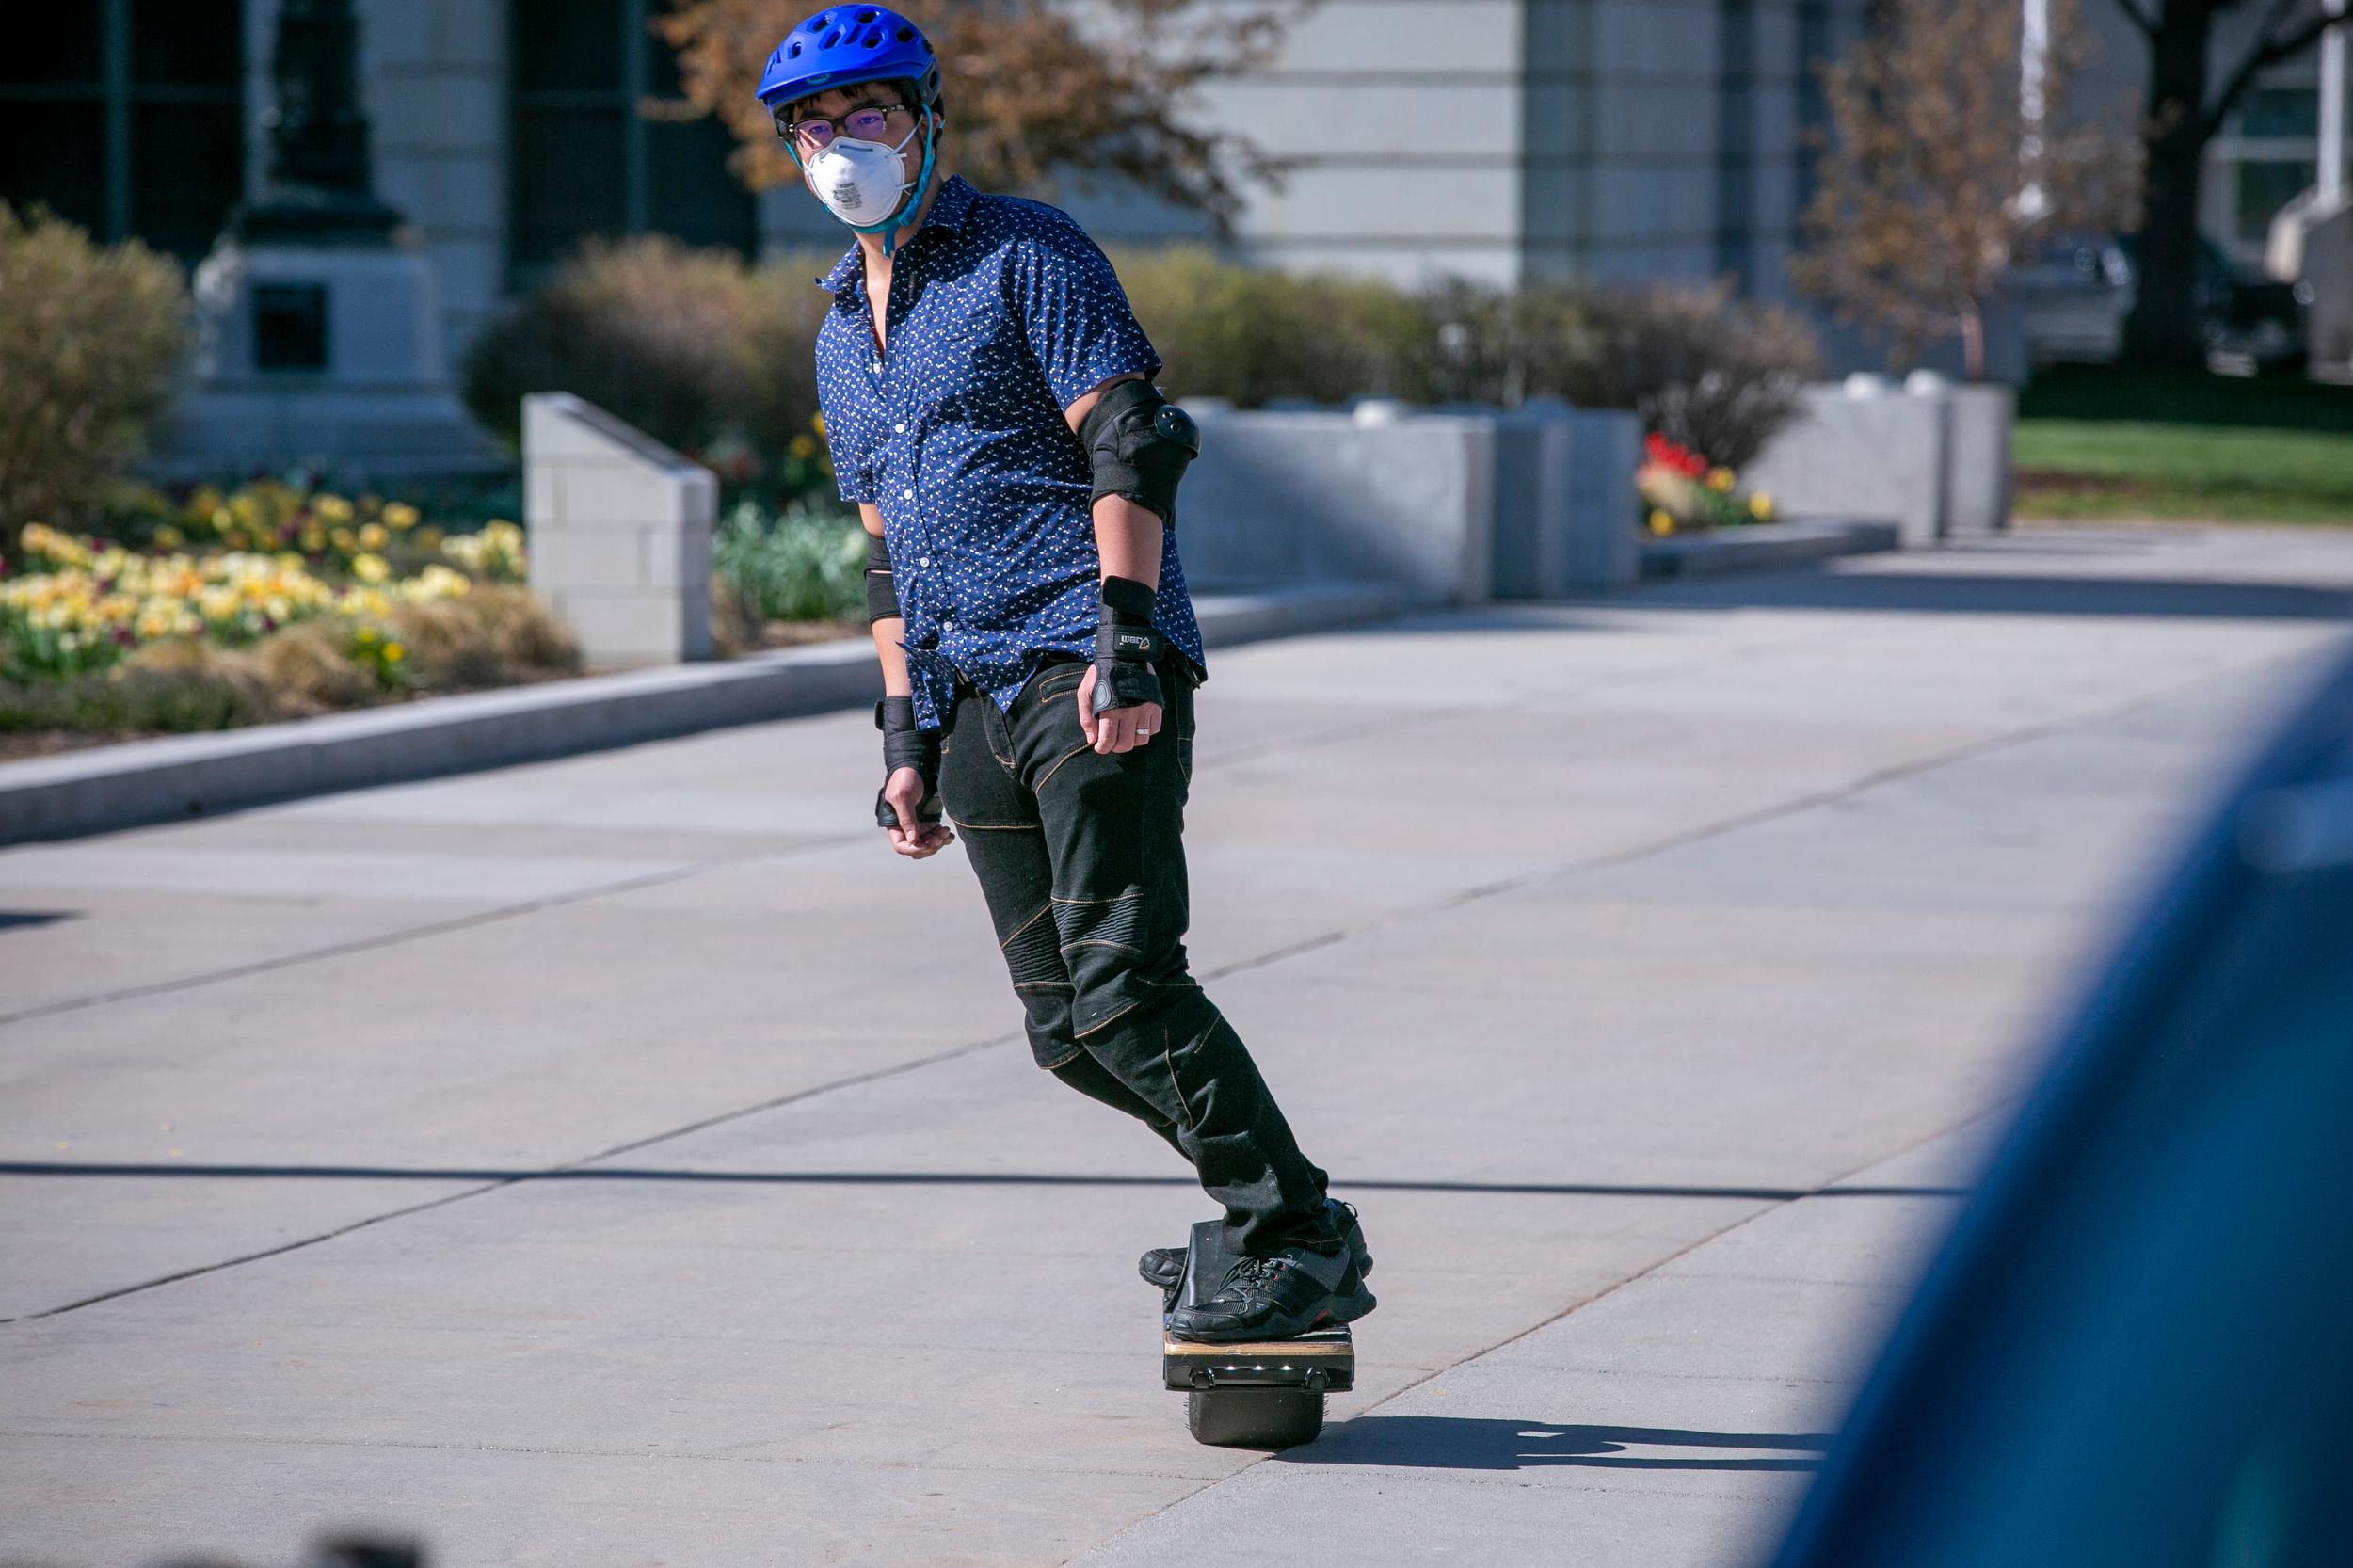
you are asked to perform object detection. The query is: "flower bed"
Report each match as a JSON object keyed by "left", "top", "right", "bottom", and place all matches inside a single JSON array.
[
  {"left": 2, "top": 486, "right": 575, "bottom": 749},
  {"left": 1637, "top": 433, "right": 1777, "bottom": 536}
]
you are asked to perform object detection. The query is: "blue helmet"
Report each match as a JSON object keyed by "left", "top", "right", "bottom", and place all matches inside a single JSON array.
[{"left": 757, "top": 6, "right": 942, "bottom": 118}]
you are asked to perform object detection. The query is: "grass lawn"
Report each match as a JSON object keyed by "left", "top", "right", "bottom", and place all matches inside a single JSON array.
[{"left": 2013, "top": 367, "right": 2353, "bottom": 524}]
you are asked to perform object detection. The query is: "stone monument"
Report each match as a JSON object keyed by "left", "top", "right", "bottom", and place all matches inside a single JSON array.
[{"left": 169, "top": 0, "right": 501, "bottom": 476}]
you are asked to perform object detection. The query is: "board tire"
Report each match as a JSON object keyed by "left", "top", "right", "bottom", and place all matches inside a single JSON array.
[{"left": 1186, "top": 1386, "right": 1325, "bottom": 1448}]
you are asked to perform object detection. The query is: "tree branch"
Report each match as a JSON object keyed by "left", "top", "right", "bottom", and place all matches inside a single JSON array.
[
  {"left": 2106, "top": 0, "right": 2159, "bottom": 39},
  {"left": 2202, "top": 0, "right": 2339, "bottom": 134}
]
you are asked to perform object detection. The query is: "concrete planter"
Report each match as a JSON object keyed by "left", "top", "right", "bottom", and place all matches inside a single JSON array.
[
  {"left": 1176, "top": 402, "right": 1643, "bottom": 604},
  {"left": 1741, "top": 375, "right": 2015, "bottom": 546}
]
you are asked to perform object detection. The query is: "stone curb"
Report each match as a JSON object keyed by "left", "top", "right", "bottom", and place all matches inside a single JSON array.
[
  {"left": 0, "top": 582, "right": 1403, "bottom": 845},
  {"left": 1641, "top": 518, "right": 1903, "bottom": 579}
]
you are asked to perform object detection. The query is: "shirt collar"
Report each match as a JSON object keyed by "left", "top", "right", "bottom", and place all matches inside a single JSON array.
[{"left": 814, "top": 174, "right": 979, "bottom": 297}]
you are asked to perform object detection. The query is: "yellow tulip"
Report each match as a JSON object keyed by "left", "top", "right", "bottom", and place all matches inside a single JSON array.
[
  {"left": 383, "top": 503, "right": 421, "bottom": 531},
  {"left": 1750, "top": 492, "right": 1775, "bottom": 520},
  {"left": 1706, "top": 467, "right": 1736, "bottom": 492}
]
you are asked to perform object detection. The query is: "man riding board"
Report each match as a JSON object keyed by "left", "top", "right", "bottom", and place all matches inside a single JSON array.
[{"left": 758, "top": 5, "right": 1374, "bottom": 1342}]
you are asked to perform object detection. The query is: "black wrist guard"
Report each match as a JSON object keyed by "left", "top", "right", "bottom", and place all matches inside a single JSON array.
[
  {"left": 1091, "top": 575, "right": 1166, "bottom": 718},
  {"left": 1078, "top": 378, "right": 1199, "bottom": 528},
  {"left": 863, "top": 531, "right": 900, "bottom": 624},
  {"left": 873, "top": 696, "right": 941, "bottom": 829}
]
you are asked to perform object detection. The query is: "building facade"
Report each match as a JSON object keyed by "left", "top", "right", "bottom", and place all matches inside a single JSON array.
[{"left": 1, "top": 0, "right": 2344, "bottom": 364}]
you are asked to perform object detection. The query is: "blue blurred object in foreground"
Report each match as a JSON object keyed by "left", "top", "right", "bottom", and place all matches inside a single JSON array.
[{"left": 1770, "top": 644, "right": 2353, "bottom": 1568}]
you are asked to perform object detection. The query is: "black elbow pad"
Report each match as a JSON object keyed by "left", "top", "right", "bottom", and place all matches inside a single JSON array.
[
  {"left": 1078, "top": 378, "right": 1200, "bottom": 528},
  {"left": 863, "top": 530, "right": 901, "bottom": 624}
]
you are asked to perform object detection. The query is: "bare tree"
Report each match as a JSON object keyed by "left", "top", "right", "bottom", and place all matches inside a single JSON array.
[
  {"left": 1793, "top": 0, "right": 2139, "bottom": 378},
  {"left": 655, "top": 0, "right": 1306, "bottom": 235},
  {"left": 2108, "top": 0, "right": 2342, "bottom": 367}
]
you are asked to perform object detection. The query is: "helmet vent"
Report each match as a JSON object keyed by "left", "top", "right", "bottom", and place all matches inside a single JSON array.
[
  {"left": 864, "top": 30, "right": 883, "bottom": 46},
  {"left": 787, "top": 41, "right": 801, "bottom": 56},
  {"left": 896, "top": 25, "right": 913, "bottom": 41},
  {"left": 822, "top": 27, "right": 842, "bottom": 47},
  {"left": 857, "top": 8, "right": 879, "bottom": 20}
]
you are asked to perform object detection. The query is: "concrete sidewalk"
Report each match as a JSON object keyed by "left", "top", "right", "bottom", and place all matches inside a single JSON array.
[{"left": 2, "top": 525, "right": 2348, "bottom": 1567}]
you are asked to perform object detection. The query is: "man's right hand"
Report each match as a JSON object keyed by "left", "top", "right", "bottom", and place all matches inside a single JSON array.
[
  {"left": 880, "top": 766, "right": 953, "bottom": 858},
  {"left": 874, "top": 696, "right": 951, "bottom": 857}
]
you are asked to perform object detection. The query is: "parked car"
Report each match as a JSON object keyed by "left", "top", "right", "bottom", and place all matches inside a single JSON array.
[
  {"left": 2011, "top": 235, "right": 2133, "bottom": 365},
  {"left": 1767, "top": 646, "right": 2353, "bottom": 1568},
  {"left": 2015, "top": 232, "right": 2311, "bottom": 372}
]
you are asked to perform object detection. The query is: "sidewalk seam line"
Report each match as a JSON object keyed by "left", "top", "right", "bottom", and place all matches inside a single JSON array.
[{"left": 0, "top": 635, "right": 2270, "bottom": 1321}]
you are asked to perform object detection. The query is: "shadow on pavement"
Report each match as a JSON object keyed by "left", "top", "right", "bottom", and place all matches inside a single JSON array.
[
  {"left": 1355, "top": 567, "right": 2353, "bottom": 636},
  {"left": 1282, "top": 1416, "right": 1833, "bottom": 1472},
  {"left": 0, "top": 1161, "right": 1961, "bottom": 1202},
  {"left": 1635, "top": 571, "right": 2353, "bottom": 622}
]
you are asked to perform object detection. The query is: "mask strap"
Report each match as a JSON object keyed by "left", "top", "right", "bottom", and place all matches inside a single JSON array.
[{"left": 865, "top": 116, "right": 936, "bottom": 259}]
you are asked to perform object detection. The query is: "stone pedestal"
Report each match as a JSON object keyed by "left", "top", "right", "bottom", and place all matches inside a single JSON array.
[
  {"left": 162, "top": 239, "right": 503, "bottom": 477},
  {"left": 157, "top": 0, "right": 502, "bottom": 479}
]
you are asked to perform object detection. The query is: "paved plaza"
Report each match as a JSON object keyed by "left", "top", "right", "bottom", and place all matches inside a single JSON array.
[{"left": 4, "top": 526, "right": 2350, "bottom": 1567}]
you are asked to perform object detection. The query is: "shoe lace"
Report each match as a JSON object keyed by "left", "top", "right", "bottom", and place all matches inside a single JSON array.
[{"left": 1218, "top": 1254, "right": 1288, "bottom": 1298}]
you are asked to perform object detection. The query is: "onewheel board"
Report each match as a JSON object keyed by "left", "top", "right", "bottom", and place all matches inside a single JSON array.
[{"left": 1161, "top": 1218, "right": 1358, "bottom": 1448}]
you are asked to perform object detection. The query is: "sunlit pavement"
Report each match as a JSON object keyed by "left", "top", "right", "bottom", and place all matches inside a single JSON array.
[{"left": 4, "top": 525, "right": 2349, "bottom": 1567}]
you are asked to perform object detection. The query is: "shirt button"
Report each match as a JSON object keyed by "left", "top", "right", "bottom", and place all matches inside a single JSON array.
[
  {"left": 919, "top": 555, "right": 932, "bottom": 568},
  {"left": 894, "top": 423, "right": 906, "bottom": 434},
  {"left": 871, "top": 360, "right": 883, "bottom": 374},
  {"left": 903, "top": 488, "right": 914, "bottom": 500},
  {"left": 941, "top": 619, "right": 955, "bottom": 632}
]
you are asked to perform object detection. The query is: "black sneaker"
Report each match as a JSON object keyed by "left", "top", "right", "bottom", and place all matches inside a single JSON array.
[
  {"left": 1163, "top": 1238, "right": 1377, "bottom": 1344},
  {"left": 1139, "top": 1198, "right": 1372, "bottom": 1297}
]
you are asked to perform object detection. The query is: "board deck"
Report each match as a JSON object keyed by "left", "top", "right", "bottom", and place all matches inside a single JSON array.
[
  {"left": 1163, "top": 1333, "right": 1353, "bottom": 1359},
  {"left": 1163, "top": 1326, "right": 1354, "bottom": 1392}
]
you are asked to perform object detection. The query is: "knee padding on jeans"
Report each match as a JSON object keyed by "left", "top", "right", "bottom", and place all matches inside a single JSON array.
[
  {"left": 1051, "top": 892, "right": 1145, "bottom": 957},
  {"left": 1000, "top": 905, "right": 1067, "bottom": 989}
]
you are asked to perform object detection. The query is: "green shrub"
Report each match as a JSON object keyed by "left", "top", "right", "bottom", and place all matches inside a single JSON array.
[
  {"left": 1109, "top": 247, "right": 1431, "bottom": 407},
  {"left": 712, "top": 499, "right": 867, "bottom": 626},
  {"left": 458, "top": 237, "right": 837, "bottom": 475},
  {"left": 0, "top": 205, "right": 188, "bottom": 546},
  {"left": 463, "top": 235, "right": 1819, "bottom": 482},
  {"left": 1545, "top": 281, "right": 1822, "bottom": 472},
  {"left": 1412, "top": 279, "right": 1821, "bottom": 469},
  {"left": 1107, "top": 250, "right": 1818, "bottom": 466}
]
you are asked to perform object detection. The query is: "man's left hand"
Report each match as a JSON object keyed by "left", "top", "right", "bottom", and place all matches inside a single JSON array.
[{"left": 1076, "top": 664, "right": 1162, "bottom": 755}]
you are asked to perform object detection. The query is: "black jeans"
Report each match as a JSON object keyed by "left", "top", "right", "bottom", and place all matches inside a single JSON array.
[{"left": 937, "top": 649, "right": 1335, "bottom": 1256}]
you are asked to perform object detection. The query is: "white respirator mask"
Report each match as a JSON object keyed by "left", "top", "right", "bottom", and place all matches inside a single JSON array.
[{"left": 805, "top": 120, "right": 933, "bottom": 245}]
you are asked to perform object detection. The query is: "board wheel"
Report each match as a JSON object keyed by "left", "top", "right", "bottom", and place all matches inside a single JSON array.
[{"left": 1186, "top": 1385, "right": 1325, "bottom": 1448}]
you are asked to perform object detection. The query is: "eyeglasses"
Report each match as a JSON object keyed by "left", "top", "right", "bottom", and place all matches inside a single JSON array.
[{"left": 776, "top": 103, "right": 914, "bottom": 152}]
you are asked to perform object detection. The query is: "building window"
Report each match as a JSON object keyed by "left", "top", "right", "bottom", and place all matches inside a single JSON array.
[
  {"left": 2235, "top": 158, "right": 2316, "bottom": 244},
  {"left": 509, "top": 0, "right": 756, "bottom": 289},
  {"left": 0, "top": 0, "right": 245, "bottom": 264},
  {"left": 2237, "top": 88, "right": 2319, "bottom": 140}
]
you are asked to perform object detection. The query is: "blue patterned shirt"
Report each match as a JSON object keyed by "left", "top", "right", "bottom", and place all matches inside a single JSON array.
[{"left": 811, "top": 174, "right": 1208, "bottom": 730}]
